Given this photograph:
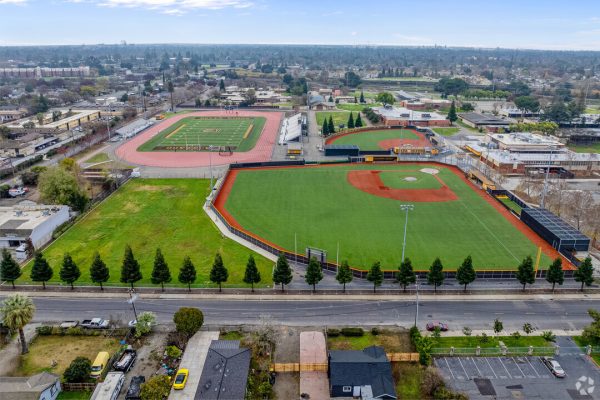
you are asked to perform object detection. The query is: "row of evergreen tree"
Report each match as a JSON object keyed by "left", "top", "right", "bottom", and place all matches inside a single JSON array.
[
  {"left": 321, "top": 112, "right": 363, "bottom": 136},
  {"left": 1, "top": 247, "right": 594, "bottom": 292}
]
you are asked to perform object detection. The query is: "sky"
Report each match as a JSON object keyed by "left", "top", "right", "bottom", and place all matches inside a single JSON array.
[{"left": 2, "top": 0, "right": 600, "bottom": 50}]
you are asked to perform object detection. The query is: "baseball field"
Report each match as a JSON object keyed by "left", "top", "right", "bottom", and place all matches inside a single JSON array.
[
  {"left": 326, "top": 128, "right": 431, "bottom": 151},
  {"left": 137, "top": 116, "right": 266, "bottom": 152},
  {"left": 216, "top": 163, "right": 556, "bottom": 271}
]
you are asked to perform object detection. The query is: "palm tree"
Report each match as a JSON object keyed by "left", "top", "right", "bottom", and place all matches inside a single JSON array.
[{"left": 1, "top": 294, "right": 36, "bottom": 354}]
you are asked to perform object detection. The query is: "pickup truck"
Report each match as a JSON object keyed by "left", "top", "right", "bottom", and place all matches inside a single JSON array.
[
  {"left": 113, "top": 347, "right": 137, "bottom": 372},
  {"left": 80, "top": 318, "right": 110, "bottom": 329},
  {"left": 59, "top": 321, "right": 79, "bottom": 329}
]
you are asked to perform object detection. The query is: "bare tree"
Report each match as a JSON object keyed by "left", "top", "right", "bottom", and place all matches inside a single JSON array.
[
  {"left": 566, "top": 190, "right": 594, "bottom": 230},
  {"left": 545, "top": 180, "right": 568, "bottom": 216}
]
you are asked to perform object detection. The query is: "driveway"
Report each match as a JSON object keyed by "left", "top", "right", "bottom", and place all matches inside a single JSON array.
[{"left": 168, "top": 331, "right": 219, "bottom": 400}]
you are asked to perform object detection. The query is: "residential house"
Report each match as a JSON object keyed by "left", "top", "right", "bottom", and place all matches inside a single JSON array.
[
  {"left": 328, "top": 346, "right": 397, "bottom": 399},
  {"left": 0, "top": 372, "right": 61, "bottom": 400}
]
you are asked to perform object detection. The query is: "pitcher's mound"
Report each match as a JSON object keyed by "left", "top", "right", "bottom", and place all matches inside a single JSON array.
[
  {"left": 404, "top": 177, "right": 417, "bottom": 182},
  {"left": 420, "top": 168, "right": 439, "bottom": 175}
]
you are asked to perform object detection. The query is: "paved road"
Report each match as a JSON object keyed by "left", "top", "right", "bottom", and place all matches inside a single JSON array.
[{"left": 22, "top": 297, "right": 599, "bottom": 331}]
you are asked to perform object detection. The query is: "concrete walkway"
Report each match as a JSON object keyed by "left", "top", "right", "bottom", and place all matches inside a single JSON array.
[
  {"left": 299, "top": 331, "right": 329, "bottom": 399},
  {"left": 168, "top": 330, "right": 219, "bottom": 400},
  {"left": 0, "top": 323, "right": 40, "bottom": 376}
]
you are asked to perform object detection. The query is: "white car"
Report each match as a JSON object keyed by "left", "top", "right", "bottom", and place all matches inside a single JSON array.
[{"left": 542, "top": 357, "right": 566, "bottom": 378}]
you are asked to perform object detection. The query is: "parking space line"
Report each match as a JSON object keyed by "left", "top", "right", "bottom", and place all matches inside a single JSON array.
[
  {"left": 526, "top": 358, "right": 541, "bottom": 378},
  {"left": 485, "top": 358, "right": 498, "bottom": 379},
  {"left": 470, "top": 357, "right": 483, "bottom": 377},
  {"left": 457, "top": 357, "right": 469, "bottom": 379},
  {"left": 500, "top": 358, "right": 513, "bottom": 379},
  {"left": 444, "top": 357, "right": 456, "bottom": 380},
  {"left": 511, "top": 357, "right": 526, "bottom": 377}
]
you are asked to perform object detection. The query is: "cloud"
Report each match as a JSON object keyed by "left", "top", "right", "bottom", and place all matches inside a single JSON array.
[
  {"left": 0, "top": 0, "right": 27, "bottom": 4},
  {"left": 95, "top": 0, "right": 253, "bottom": 14},
  {"left": 321, "top": 10, "right": 342, "bottom": 17}
]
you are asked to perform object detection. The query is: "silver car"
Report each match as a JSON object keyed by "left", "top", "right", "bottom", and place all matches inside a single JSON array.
[{"left": 542, "top": 357, "right": 566, "bottom": 378}]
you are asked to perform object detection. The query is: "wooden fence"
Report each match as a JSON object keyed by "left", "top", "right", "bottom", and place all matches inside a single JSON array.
[
  {"left": 62, "top": 382, "right": 96, "bottom": 392},
  {"left": 270, "top": 353, "right": 419, "bottom": 372}
]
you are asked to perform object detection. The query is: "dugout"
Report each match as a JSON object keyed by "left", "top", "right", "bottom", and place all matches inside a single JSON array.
[
  {"left": 520, "top": 208, "right": 590, "bottom": 252},
  {"left": 324, "top": 144, "right": 360, "bottom": 157}
]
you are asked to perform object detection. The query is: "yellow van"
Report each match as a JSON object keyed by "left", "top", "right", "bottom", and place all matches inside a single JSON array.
[{"left": 90, "top": 351, "right": 110, "bottom": 379}]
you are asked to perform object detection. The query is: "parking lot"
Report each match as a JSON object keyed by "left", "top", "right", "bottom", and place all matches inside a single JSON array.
[{"left": 436, "top": 351, "right": 600, "bottom": 399}]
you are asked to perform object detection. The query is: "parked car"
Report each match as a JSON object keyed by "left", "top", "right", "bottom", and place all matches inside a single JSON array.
[
  {"left": 59, "top": 321, "right": 79, "bottom": 329},
  {"left": 542, "top": 357, "right": 566, "bottom": 378},
  {"left": 81, "top": 318, "right": 110, "bottom": 329},
  {"left": 8, "top": 187, "right": 28, "bottom": 197},
  {"left": 125, "top": 376, "right": 145, "bottom": 400},
  {"left": 113, "top": 347, "right": 137, "bottom": 372},
  {"left": 426, "top": 322, "right": 449, "bottom": 332},
  {"left": 91, "top": 351, "right": 110, "bottom": 379},
  {"left": 172, "top": 369, "right": 189, "bottom": 390}
]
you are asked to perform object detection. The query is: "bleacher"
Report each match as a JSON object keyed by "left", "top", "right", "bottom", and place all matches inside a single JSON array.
[
  {"left": 278, "top": 113, "right": 303, "bottom": 145},
  {"left": 115, "top": 118, "right": 155, "bottom": 139}
]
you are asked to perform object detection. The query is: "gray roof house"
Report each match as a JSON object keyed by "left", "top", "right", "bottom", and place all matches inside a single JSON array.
[
  {"left": 328, "top": 346, "right": 397, "bottom": 399},
  {"left": 195, "top": 340, "right": 251, "bottom": 400},
  {"left": 0, "top": 372, "right": 61, "bottom": 400}
]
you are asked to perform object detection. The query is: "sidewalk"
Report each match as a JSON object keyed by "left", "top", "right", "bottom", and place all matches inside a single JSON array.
[{"left": 6, "top": 290, "right": 600, "bottom": 302}]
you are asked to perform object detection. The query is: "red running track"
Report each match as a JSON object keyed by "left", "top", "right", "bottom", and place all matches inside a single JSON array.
[{"left": 115, "top": 110, "right": 283, "bottom": 168}]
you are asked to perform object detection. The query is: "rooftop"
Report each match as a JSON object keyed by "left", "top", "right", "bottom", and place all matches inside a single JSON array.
[
  {"left": 521, "top": 208, "right": 589, "bottom": 243},
  {"left": 195, "top": 340, "right": 251, "bottom": 400},
  {"left": 459, "top": 112, "right": 510, "bottom": 125},
  {"left": 0, "top": 372, "right": 59, "bottom": 400},
  {"left": 373, "top": 106, "right": 446, "bottom": 122},
  {"left": 487, "top": 132, "right": 564, "bottom": 148},
  {"left": 0, "top": 205, "right": 68, "bottom": 233}
]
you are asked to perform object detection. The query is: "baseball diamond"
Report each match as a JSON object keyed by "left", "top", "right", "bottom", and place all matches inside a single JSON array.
[{"left": 214, "top": 163, "right": 565, "bottom": 271}]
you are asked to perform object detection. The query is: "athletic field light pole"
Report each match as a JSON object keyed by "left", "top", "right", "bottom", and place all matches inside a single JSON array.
[
  {"left": 400, "top": 204, "right": 414, "bottom": 261},
  {"left": 540, "top": 145, "right": 556, "bottom": 209}
]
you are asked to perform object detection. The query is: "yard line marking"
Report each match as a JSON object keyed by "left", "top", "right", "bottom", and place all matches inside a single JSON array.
[
  {"left": 485, "top": 358, "right": 498, "bottom": 379},
  {"left": 526, "top": 358, "right": 540, "bottom": 378},
  {"left": 444, "top": 357, "right": 455, "bottom": 379},
  {"left": 500, "top": 358, "right": 513, "bottom": 379},
  {"left": 457, "top": 357, "right": 469, "bottom": 379},
  {"left": 470, "top": 357, "right": 483, "bottom": 377},
  {"left": 512, "top": 357, "right": 525, "bottom": 377}
]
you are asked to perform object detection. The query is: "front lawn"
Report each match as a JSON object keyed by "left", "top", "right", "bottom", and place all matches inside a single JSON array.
[
  {"left": 14, "top": 335, "right": 121, "bottom": 377},
  {"left": 21, "top": 179, "right": 273, "bottom": 288},
  {"left": 327, "top": 330, "right": 413, "bottom": 353},
  {"left": 57, "top": 391, "right": 92, "bottom": 400},
  {"left": 393, "top": 363, "right": 424, "bottom": 400},
  {"left": 432, "top": 127, "right": 459, "bottom": 137}
]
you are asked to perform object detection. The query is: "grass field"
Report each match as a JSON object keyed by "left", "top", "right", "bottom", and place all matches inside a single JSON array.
[
  {"left": 14, "top": 335, "right": 121, "bottom": 377},
  {"left": 328, "top": 129, "right": 421, "bottom": 151},
  {"left": 337, "top": 103, "right": 382, "bottom": 111},
  {"left": 569, "top": 142, "right": 600, "bottom": 153},
  {"left": 432, "top": 335, "right": 551, "bottom": 349},
  {"left": 84, "top": 152, "right": 110, "bottom": 164},
  {"left": 21, "top": 179, "right": 272, "bottom": 288},
  {"left": 432, "top": 127, "right": 460, "bottom": 136},
  {"left": 138, "top": 116, "right": 266, "bottom": 152},
  {"left": 315, "top": 111, "right": 351, "bottom": 128},
  {"left": 222, "top": 164, "right": 551, "bottom": 270}
]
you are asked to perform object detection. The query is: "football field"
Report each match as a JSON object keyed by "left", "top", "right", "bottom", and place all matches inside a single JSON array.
[
  {"left": 138, "top": 116, "right": 266, "bottom": 152},
  {"left": 216, "top": 163, "right": 555, "bottom": 271}
]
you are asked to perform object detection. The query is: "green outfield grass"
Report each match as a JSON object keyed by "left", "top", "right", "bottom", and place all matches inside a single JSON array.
[
  {"left": 336, "top": 103, "right": 382, "bottom": 111},
  {"left": 569, "top": 142, "right": 600, "bottom": 153},
  {"left": 138, "top": 116, "right": 266, "bottom": 152},
  {"left": 20, "top": 179, "right": 272, "bottom": 288},
  {"left": 432, "top": 127, "right": 460, "bottom": 136},
  {"left": 223, "top": 164, "right": 551, "bottom": 270},
  {"left": 328, "top": 129, "right": 420, "bottom": 151},
  {"left": 315, "top": 111, "right": 351, "bottom": 128}
]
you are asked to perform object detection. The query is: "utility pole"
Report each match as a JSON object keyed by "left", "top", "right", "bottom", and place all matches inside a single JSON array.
[
  {"left": 127, "top": 289, "right": 139, "bottom": 322},
  {"left": 400, "top": 204, "right": 414, "bottom": 262},
  {"left": 414, "top": 278, "right": 420, "bottom": 327}
]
